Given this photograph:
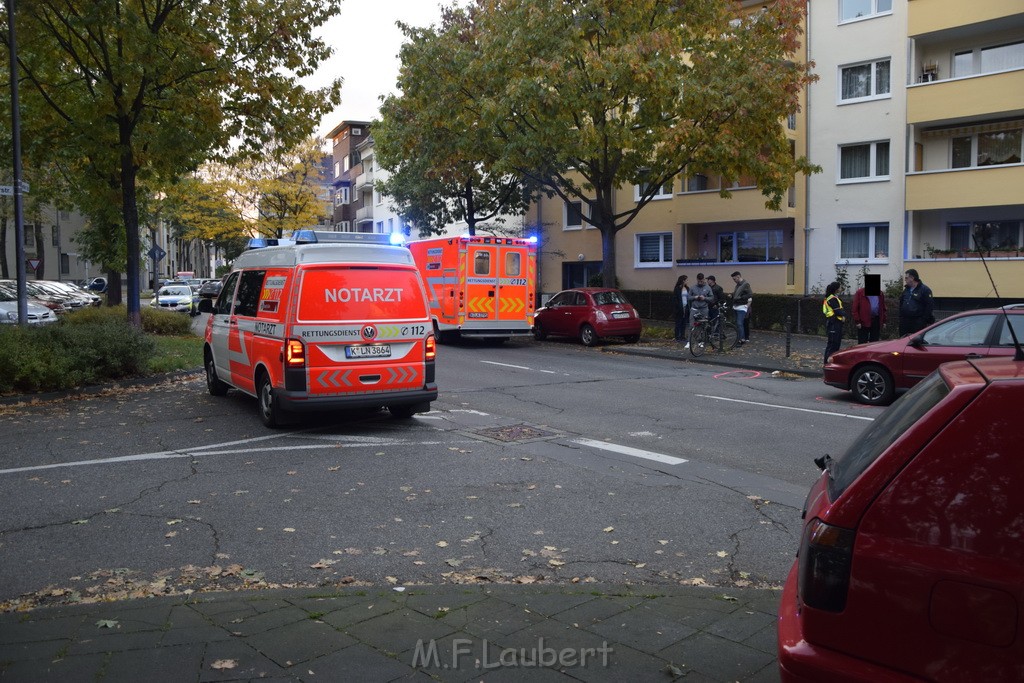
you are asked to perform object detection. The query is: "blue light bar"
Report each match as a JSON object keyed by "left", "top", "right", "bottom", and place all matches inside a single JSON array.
[{"left": 389, "top": 232, "right": 405, "bottom": 246}]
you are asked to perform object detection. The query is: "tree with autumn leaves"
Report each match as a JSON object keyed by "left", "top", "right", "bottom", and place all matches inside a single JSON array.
[
  {"left": 5, "top": 0, "right": 341, "bottom": 325},
  {"left": 377, "top": 0, "right": 817, "bottom": 285}
]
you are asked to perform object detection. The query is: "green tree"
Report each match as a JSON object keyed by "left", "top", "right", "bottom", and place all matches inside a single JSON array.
[
  {"left": 445, "top": 0, "right": 816, "bottom": 286},
  {"left": 375, "top": 10, "right": 535, "bottom": 237},
  {"left": 7, "top": 0, "right": 341, "bottom": 325}
]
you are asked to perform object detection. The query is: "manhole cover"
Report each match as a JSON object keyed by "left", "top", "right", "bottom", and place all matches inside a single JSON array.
[{"left": 474, "top": 424, "right": 556, "bottom": 442}]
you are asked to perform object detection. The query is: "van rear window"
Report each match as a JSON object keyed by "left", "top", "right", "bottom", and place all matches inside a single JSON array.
[
  {"left": 829, "top": 372, "right": 950, "bottom": 498},
  {"left": 298, "top": 267, "right": 427, "bottom": 321}
]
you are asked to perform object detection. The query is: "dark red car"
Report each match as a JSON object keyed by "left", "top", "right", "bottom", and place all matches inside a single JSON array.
[
  {"left": 824, "top": 305, "right": 1024, "bottom": 405},
  {"left": 533, "top": 287, "right": 642, "bottom": 346},
  {"left": 780, "top": 355, "right": 1024, "bottom": 681}
]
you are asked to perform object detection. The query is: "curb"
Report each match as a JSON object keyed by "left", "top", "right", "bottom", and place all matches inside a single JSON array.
[{"left": 605, "top": 345, "right": 824, "bottom": 379}]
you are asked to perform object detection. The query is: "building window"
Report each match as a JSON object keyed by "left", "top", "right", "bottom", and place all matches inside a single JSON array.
[
  {"left": 388, "top": 218, "right": 394, "bottom": 232},
  {"left": 635, "top": 232, "right": 673, "bottom": 267},
  {"left": 950, "top": 221, "right": 1022, "bottom": 252},
  {"left": 953, "top": 41, "right": 1024, "bottom": 78},
  {"left": 951, "top": 129, "right": 1022, "bottom": 168},
  {"left": 60, "top": 252, "right": 70, "bottom": 275},
  {"left": 343, "top": 157, "right": 350, "bottom": 173},
  {"left": 839, "top": 0, "right": 892, "bottom": 23},
  {"left": 839, "top": 223, "right": 889, "bottom": 260},
  {"left": 635, "top": 178, "right": 674, "bottom": 201},
  {"left": 565, "top": 200, "right": 583, "bottom": 230},
  {"left": 51, "top": 225, "right": 59, "bottom": 246},
  {"left": 338, "top": 221, "right": 350, "bottom": 231},
  {"left": 839, "top": 141, "right": 889, "bottom": 181},
  {"left": 334, "top": 161, "right": 340, "bottom": 178},
  {"left": 787, "top": 113, "right": 797, "bottom": 130},
  {"left": 840, "top": 59, "right": 890, "bottom": 101},
  {"left": 717, "top": 229, "right": 784, "bottom": 263},
  {"left": 376, "top": 221, "right": 384, "bottom": 233}
]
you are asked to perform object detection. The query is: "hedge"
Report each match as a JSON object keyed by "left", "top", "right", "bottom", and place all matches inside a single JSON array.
[{"left": 620, "top": 290, "right": 901, "bottom": 339}]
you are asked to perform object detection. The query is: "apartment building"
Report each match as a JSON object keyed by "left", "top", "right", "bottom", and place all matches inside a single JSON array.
[
  {"left": 327, "top": 120, "right": 371, "bottom": 231},
  {"left": 903, "top": 0, "right": 1024, "bottom": 299},
  {"left": 806, "top": 0, "right": 908, "bottom": 294}
]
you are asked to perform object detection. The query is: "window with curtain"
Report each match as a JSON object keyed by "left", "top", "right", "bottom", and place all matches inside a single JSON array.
[
  {"left": 636, "top": 233, "right": 673, "bottom": 266},
  {"left": 840, "top": 0, "right": 891, "bottom": 22},
  {"left": 840, "top": 141, "right": 889, "bottom": 181},
  {"left": 715, "top": 230, "right": 783, "bottom": 262},
  {"left": 839, "top": 224, "right": 888, "bottom": 260},
  {"left": 951, "top": 129, "right": 1023, "bottom": 168},
  {"left": 565, "top": 201, "right": 583, "bottom": 229},
  {"left": 840, "top": 59, "right": 890, "bottom": 101}
]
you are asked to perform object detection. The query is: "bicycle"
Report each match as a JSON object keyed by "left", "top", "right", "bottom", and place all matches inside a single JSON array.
[{"left": 689, "top": 304, "right": 739, "bottom": 357}]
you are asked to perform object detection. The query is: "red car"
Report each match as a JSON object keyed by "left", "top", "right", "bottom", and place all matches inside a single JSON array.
[
  {"left": 824, "top": 306, "right": 1024, "bottom": 405},
  {"left": 533, "top": 287, "right": 642, "bottom": 346},
  {"left": 779, "top": 354, "right": 1024, "bottom": 682}
]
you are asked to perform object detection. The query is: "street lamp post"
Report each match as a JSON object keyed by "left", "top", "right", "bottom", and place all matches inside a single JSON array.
[{"left": 7, "top": 0, "right": 28, "bottom": 324}]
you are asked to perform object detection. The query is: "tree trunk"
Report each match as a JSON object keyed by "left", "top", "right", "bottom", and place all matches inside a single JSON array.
[
  {"left": 120, "top": 124, "right": 142, "bottom": 329},
  {"left": 107, "top": 270, "right": 123, "bottom": 306},
  {"left": 0, "top": 210, "right": 8, "bottom": 279}
]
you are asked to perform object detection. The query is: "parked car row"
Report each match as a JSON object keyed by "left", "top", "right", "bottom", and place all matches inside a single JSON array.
[{"left": 0, "top": 279, "right": 101, "bottom": 319}]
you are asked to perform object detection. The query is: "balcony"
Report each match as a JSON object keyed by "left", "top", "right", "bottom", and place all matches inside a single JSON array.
[
  {"left": 355, "top": 205, "right": 374, "bottom": 223},
  {"left": 354, "top": 169, "right": 375, "bottom": 192},
  {"left": 906, "top": 165, "right": 1024, "bottom": 211},
  {"left": 909, "top": 0, "right": 1019, "bottom": 37},
  {"left": 908, "top": 70, "right": 1024, "bottom": 125}
]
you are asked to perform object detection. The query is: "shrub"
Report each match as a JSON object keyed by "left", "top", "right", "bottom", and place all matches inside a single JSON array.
[
  {"left": 0, "top": 319, "right": 154, "bottom": 393},
  {"left": 65, "top": 304, "right": 192, "bottom": 336}
]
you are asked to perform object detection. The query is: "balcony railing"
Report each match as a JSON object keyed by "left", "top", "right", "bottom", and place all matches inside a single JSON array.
[
  {"left": 355, "top": 205, "right": 374, "bottom": 223},
  {"left": 354, "top": 169, "right": 375, "bottom": 192}
]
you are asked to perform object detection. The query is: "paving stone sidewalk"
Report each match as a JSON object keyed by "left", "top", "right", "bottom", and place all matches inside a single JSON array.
[{"left": 0, "top": 584, "right": 782, "bottom": 682}]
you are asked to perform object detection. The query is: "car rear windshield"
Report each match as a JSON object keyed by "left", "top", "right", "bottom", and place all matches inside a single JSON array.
[
  {"left": 592, "top": 291, "right": 628, "bottom": 306},
  {"left": 829, "top": 371, "right": 950, "bottom": 499}
]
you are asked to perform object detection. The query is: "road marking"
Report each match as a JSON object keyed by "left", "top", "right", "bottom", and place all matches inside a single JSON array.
[
  {"left": 481, "top": 360, "right": 557, "bottom": 374},
  {"left": 0, "top": 438, "right": 475, "bottom": 476},
  {"left": 572, "top": 438, "right": 688, "bottom": 465},
  {"left": 696, "top": 394, "right": 875, "bottom": 421},
  {"left": 713, "top": 370, "right": 762, "bottom": 379}
]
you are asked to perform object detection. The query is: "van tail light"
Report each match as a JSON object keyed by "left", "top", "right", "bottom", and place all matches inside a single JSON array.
[
  {"left": 798, "top": 518, "right": 855, "bottom": 612},
  {"left": 285, "top": 339, "right": 306, "bottom": 367},
  {"left": 425, "top": 334, "right": 436, "bottom": 362}
]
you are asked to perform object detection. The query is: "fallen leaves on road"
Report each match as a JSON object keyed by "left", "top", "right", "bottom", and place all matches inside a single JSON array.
[{"left": 210, "top": 660, "right": 237, "bottom": 671}]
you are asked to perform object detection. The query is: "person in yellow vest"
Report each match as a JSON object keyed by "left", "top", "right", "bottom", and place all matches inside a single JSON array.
[{"left": 823, "top": 281, "right": 846, "bottom": 365}]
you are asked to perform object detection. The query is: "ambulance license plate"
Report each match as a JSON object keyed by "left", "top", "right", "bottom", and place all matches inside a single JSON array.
[{"left": 345, "top": 344, "right": 392, "bottom": 359}]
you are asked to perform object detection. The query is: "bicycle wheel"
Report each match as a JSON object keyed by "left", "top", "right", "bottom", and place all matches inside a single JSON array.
[
  {"left": 715, "top": 322, "right": 739, "bottom": 351},
  {"left": 689, "top": 326, "right": 708, "bottom": 357}
]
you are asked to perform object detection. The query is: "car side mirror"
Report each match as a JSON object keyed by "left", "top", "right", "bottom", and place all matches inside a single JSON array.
[
  {"left": 909, "top": 335, "right": 925, "bottom": 347},
  {"left": 198, "top": 298, "right": 214, "bottom": 314}
]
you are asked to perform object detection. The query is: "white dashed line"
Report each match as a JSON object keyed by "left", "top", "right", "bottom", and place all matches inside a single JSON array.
[{"left": 572, "top": 438, "right": 688, "bottom": 465}]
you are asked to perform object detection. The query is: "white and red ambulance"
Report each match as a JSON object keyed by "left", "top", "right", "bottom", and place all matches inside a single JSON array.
[
  {"left": 199, "top": 231, "right": 437, "bottom": 427},
  {"left": 408, "top": 235, "right": 537, "bottom": 341}
]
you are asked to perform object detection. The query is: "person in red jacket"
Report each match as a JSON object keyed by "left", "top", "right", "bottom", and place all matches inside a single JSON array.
[{"left": 852, "top": 273, "right": 887, "bottom": 343}]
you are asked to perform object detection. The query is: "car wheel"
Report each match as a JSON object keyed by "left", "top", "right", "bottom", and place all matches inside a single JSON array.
[
  {"left": 851, "top": 364, "right": 895, "bottom": 406},
  {"left": 205, "top": 350, "right": 229, "bottom": 397},
  {"left": 533, "top": 322, "right": 547, "bottom": 341},
  {"left": 257, "top": 371, "right": 287, "bottom": 428},
  {"left": 579, "top": 323, "right": 598, "bottom": 347},
  {"left": 624, "top": 334, "right": 640, "bottom": 344}
]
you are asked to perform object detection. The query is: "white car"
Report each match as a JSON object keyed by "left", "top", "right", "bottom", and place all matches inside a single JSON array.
[
  {"left": 0, "top": 293, "right": 58, "bottom": 324},
  {"left": 150, "top": 285, "right": 198, "bottom": 316}
]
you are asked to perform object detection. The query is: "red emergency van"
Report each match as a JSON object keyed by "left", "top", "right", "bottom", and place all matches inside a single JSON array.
[
  {"left": 408, "top": 235, "right": 536, "bottom": 341},
  {"left": 198, "top": 231, "right": 437, "bottom": 427}
]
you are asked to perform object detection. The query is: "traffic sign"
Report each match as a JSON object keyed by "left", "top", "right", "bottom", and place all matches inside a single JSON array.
[
  {"left": 27, "top": 258, "right": 40, "bottom": 271},
  {"left": 148, "top": 245, "right": 166, "bottom": 262},
  {"left": 0, "top": 181, "right": 30, "bottom": 196}
]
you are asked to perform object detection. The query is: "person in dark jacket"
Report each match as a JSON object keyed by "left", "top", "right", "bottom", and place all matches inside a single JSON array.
[
  {"left": 852, "top": 273, "right": 887, "bottom": 343},
  {"left": 899, "top": 269, "right": 934, "bottom": 336},
  {"left": 672, "top": 274, "right": 690, "bottom": 342},
  {"left": 823, "top": 281, "right": 846, "bottom": 365},
  {"left": 730, "top": 271, "right": 753, "bottom": 344},
  {"left": 707, "top": 275, "right": 726, "bottom": 325}
]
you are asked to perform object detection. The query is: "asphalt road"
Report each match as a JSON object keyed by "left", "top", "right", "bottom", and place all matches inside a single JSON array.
[{"left": 0, "top": 336, "right": 883, "bottom": 610}]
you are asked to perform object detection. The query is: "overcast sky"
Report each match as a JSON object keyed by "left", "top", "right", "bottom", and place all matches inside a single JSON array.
[{"left": 304, "top": 1, "right": 448, "bottom": 139}]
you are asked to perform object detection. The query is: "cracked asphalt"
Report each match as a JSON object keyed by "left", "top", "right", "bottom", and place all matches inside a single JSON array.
[{"left": 1, "top": 335, "right": 878, "bottom": 611}]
